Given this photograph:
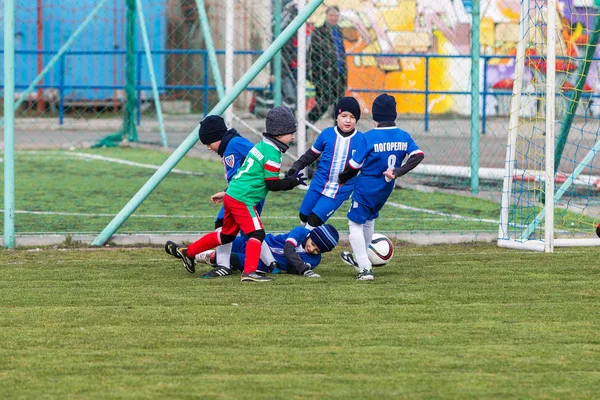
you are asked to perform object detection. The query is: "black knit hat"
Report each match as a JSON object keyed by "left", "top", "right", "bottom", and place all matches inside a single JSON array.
[
  {"left": 372, "top": 93, "right": 397, "bottom": 122},
  {"left": 199, "top": 115, "right": 227, "bottom": 145},
  {"left": 309, "top": 224, "right": 339, "bottom": 253},
  {"left": 265, "top": 106, "right": 297, "bottom": 136},
  {"left": 335, "top": 97, "right": 361, "bottom": 121}
]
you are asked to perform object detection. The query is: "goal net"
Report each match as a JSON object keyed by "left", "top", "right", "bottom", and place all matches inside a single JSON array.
[{"left": 498, "top": 0, "right": 600, "bottom": 251}]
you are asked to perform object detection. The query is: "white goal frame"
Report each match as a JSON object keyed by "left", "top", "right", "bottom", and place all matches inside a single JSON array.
[{"left": 497, "top": 0, "right": 600, "bottom": 252}]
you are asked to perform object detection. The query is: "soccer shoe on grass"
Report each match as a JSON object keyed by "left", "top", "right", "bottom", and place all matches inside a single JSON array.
[
  {"left": 303, "top": 270, "right": 321, "bottom": 278},
  {"left": 165, "top": 241, "right": 182, "bottom": 259},
  {"left": 175, "top": 247, "right": 196, "bottom": 274},
  {"left": 356, "top": 268, "right": 374, "bottom": 281},
  {"left": 340, "top": 251, "right": 360, "bottom": 272},
  {"left": 241, "top": 271, "right": 274, "bottom": 282},
  {"left": 202, "top": 266, "right": 232, "bottom": 279}
]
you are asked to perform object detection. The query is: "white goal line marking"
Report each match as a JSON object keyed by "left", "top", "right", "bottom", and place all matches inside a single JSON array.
[
  {"left": 7, "top": 150, "right": 204, "bottom": 176},
  {"left": 1, "top": 206, "right": 499, "bottom": 224}
]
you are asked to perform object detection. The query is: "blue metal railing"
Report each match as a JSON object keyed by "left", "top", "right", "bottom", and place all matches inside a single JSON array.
[{"left": 2, "top": 49, "right": 598, "bottom": 133}]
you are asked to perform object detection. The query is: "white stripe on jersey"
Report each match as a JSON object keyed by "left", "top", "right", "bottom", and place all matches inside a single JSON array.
[{"left": 322, "top": 128, "right": 353, "bottom": 198}]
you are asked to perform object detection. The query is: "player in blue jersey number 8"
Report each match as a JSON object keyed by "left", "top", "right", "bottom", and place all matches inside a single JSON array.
[{"left": 338, "top": 93, "right": 424, "bottom": 281}]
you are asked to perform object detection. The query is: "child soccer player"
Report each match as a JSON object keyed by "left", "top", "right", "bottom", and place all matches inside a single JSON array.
[
  {"left": 196, "top": 224, "right": 339, "bottom": 278},
  {"left": 338, "top": 93, "right": 424, "bottom": 281},
  {"left": 166, "top": 106, "right": 307, "bottom": 282},
  {"left": 165, "top": 115, "right": 263, "bottom": 279},
  {"left": 286, "top": 97, "right": 363, "bottom": 229}
]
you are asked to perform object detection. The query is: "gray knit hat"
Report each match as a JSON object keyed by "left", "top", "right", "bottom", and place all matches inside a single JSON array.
[{"left": 265, "top": 106, "right": 297, "bottom": 136}]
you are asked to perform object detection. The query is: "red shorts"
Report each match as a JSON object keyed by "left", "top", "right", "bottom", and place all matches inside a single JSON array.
[{"left": 221, "top": 194, "right": 264, "bottom": 236}]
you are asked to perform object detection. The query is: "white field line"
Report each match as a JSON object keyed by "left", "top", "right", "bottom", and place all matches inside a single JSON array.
[
  {"left": 7, "top": 151, "right": 204, "bottom": 176},
  {"left": 1, "top": 205, "right": 500, "bottom": 225},
  {"left": 386, "top": 201, "right": 500, "bottom": 224}
]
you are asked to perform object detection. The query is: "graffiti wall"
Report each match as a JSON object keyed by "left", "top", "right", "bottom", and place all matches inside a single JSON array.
[{"left": 314, "top": 0, "right": 599, "bottom": 117}]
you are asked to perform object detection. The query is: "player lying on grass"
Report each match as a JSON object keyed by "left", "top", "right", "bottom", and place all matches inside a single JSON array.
[
  {"left": 194, "top": 224, "right": 340, "bottom": 278},
  {"left": 338, "top": 93, "right": 424, "bottom": 281}
]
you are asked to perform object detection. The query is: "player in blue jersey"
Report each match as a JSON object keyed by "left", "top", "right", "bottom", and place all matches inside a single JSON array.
[
  {"left": 165, "top": 115, "right": 263, "bottom": 278},
  {"left": 195, "top": 224, "right": 340, "bottom": 278},
  {"left": 286, "top": 97, "right": 363, "bottom": 230},
  {"left": 338, "top": 93, "right": 424, "bottom": 281}
]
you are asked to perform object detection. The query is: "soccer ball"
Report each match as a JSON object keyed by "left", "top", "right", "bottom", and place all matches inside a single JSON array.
[{"left": 367, "top": 234, "right": 394, "bottom": 266}]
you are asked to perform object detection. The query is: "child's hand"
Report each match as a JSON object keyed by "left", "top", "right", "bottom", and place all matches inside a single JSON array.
[
  {"left": 211, "top": 191, "right": 226, "bottom": 204},
  {"left": 383, "top": 169, "right": 396, "bottom": 182},
  {"left": 291, "top": 171, "right": 308, "bottom": 186}
]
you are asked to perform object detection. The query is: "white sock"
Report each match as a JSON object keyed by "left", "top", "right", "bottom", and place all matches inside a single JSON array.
[
  {"left": 348, "top": 220, "right": 372, "bottom": 271},
  {"left": 260, "top": 240, "right": 276, "bottom": 266},
  {"left": 215, "top": 243, "right": 232, "bottom": 269},
  {"left": 363, "top": 219, "right": 375, "bottom": 250},
  {"left": 305, "top": 223, "right": 317, "bottom": 231}
]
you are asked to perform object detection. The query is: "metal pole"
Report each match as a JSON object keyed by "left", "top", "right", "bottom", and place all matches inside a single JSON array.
[
  {"left": 273, "top": 0, "right": 282, "bottom": 106},
  {"left": 470, "top": 0, "right": 481, "bottom": 194},
  {"left": 225, "top": 0, "right": 234, "bottom": 124},
  {"left": 92, "top": 0, "right": 326, "bottom": 246},
  {"left": 544, "top": 0, "right": 556, "bottom": 252},
  {"left": 136, "top": 0, "right": 167, "bottom": 147},
  {"left": 0, "top": 0, "right": 110, "bottom": 129},
  {"left": 498, "top": 0, "right": 528, "bottom": 241},
  {"left": 297, "top": 0, "right": 307, "bottom": 159},
  {"left": 4, "top": 0, "right": 16, "bottom": 248},
  {"left": 194, "top": 0, "right": 225, "bottom": 100},
  {"left": 36, "top": 0, "right": 45, "bottom": 113},
  {"left": 124, "top": 0, "right": 137, "bottom": 142}
]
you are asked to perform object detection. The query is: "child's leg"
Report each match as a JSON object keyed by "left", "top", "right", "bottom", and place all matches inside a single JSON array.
[
  {"left": 348, "top": 220, "right": 371, "bottom": 270},
  {"left": 186, "top": 231, "right": 222, "bottom": 258},
  {"left": 214, "top": 227, "right": 232, "bottom": 269},
  {"left": 188, "top": 202, "right": 239, "bottom": 257},
  {"left": 347, "top": 200, "right": 373, "bottom": 271},
  {"left": 243, "top": 231, "right": 265, "bottom": 274},
  {"left": 225, "top": 194, "right": 265, "bottom": 275},
  {"left": 307, "top": 195, "right": 346, "bottom": 229},
  {"left": 363, "top": 219, "right": 375, "bottom": 250}
]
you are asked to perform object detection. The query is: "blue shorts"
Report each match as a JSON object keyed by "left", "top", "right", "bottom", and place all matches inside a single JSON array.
[
  {"left": 299, "top": 188, "right": 348, "bottom": 222},
  {"left": 347, "top": 199, "right": 380, "bottom": 224}
]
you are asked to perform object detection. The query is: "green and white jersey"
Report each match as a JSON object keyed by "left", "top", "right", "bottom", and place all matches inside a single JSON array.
[{"left": 226, "top": 139, "right": 282, "bottom": 205}]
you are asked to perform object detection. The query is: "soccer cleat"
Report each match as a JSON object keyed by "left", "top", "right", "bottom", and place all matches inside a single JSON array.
[
  {"left": 340, "top": 251, "right": 360, "bottom": 272},
  {"left": 356, "top": 268, "right": 374, "bottom": 281},
  {"left": 176, "top": 247, "right": 196, "bottom": 274},
  {"left": 195, "top": 250, "right": 216, "bottom": 266},
  {"left": 240, "top": 271, "right": 274, "bottom": 282},
  {"left": 202, "top": 266, "right": 232, "bottom": 279},
  {"left": 303, "top": 270, "right": 321, "bottom": 278},
  {"left": 165, "top": 241, "right": 182, "bottom": 259}
]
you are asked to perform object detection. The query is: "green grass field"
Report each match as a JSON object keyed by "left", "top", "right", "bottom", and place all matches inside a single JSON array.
[
  {"left": 1, "top": 243, "right": 600, "bottom": 399},
  {"left": 0, "top": 147, "right": 542, "bottom": 236}
]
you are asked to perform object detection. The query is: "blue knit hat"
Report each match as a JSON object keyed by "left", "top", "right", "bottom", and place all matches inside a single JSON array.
[
  {"left": 309, "top": 224, "right": 339, "bottom": 253},
  {"left": 372, "top": 93, "right": 397, "bottom": 122},
  {"left": 335, "top": 97, "right": 361, "bottom": 121}
]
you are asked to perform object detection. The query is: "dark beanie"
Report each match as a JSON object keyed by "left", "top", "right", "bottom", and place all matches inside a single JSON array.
[
  {"left": 372, "top": 94, "right": 397, "bottom": 122},
  {"left": 335, "top": 97, "right": 361, "bottom": 121},
  {"left": 265, "top": 106, "right": 297, "bottom": 136},
  {"left": 199, "top": 115, "right": 227, "bottom": 145},
  {"left": 309, "top": 224, "right": 339, "bottom": 253}
]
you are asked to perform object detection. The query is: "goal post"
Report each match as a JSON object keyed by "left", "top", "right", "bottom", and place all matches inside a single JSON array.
[{"left": 498, "top": 0, "right": 600, "bottom": 251}]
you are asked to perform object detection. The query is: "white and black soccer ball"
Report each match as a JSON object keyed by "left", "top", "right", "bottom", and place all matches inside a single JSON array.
[{"left": 367, "top": 233, "right": 394, "bottom": 266}]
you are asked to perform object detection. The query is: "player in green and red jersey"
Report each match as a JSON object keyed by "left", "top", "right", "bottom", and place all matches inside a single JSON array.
[{"left": 167, "top": 106, "right": 307, "bottom": 282}]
